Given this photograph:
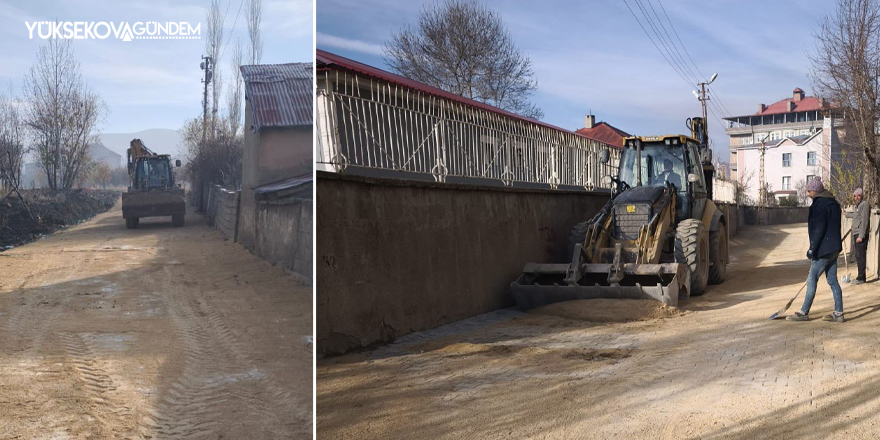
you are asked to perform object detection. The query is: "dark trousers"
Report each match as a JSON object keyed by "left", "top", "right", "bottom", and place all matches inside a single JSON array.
[{"left": 854, "top": 236, "right": 868, "bottom": 281}]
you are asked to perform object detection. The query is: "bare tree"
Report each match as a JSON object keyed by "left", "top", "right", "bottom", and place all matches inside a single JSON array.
[
  {"left": 795, "top": 178, "right": 810, "bottom": 206},
  {"left": 735, "top": 167, "right": 755, "bottom": 206},
  {"left": 91, "top": 161, "right": 111, "bottom": 189},
  {"left": 810, "top": 0, "right": 880, "bottom": 206},
  {"left": 206, "top": 0, "right": 226, "bottom": 138},
  {"left": 227, "top": 40, "right": 244, "bottom": 137},
  {"left": 247, "top": 0, "right": 263, "bottom": 64},
  {"left": 384, "top": 0, "right": 543, "bottom": 119},
  {"left": 0, "top": 93, "right": 27, "bottom": 194},
  {"left": 828, "top": 150, "right": 865, "bottom": 206},
  {"left": 23, "top": 39, "right": 105, "bottom": 190},
  {"left": 180, "top": 114, "right": 244, "bottom": 211}
]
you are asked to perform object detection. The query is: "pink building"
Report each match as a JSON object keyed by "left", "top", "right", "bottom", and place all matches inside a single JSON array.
[{"left": 724, "top": 88, "right": 845, "bottom": 204}]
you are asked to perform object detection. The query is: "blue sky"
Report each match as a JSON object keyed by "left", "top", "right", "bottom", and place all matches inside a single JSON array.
[
  {"left": 0, "top": 0, "right": 312, "bottom": 134},
  {"left": 317, "top": 0, "right": 835, "bottom": 161}
]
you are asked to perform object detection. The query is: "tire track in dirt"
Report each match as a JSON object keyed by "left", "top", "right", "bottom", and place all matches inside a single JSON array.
[
  {"left": 150, "top": 273, "right": 233, "bottom": 439},
  {"left": 1, "top": 261, "right": 79, "bottom": 357},
  {"left": 149, "top": 264, "right": 309, "bottom": 438},
  {"left": 59, "top": 332, "right": 147, "bottom": 439}
]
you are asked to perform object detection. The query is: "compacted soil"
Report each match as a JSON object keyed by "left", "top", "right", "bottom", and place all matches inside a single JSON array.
[
  {"left": 0, "top": 204, "right": 313, "bottom": 439},
  {"left": 318, "top": 224, "right": 880, "bottom": 440}
]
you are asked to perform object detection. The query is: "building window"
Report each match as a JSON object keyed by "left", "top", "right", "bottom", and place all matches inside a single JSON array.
[
  {"left": 807, "top": 151, "right": 817, "bottom": 166},
  {"left": 770, "top": 132, "right": 782, "bottom": 141},
  {"left": 784, "top": 130, "right": 794, "bottom": 138},
  {"left": 782, "top": 176, "right": 791, "bottom": 190},
  {"left": 783, "top": 153, "right": 792, "bottom": 167},
  {"left": 807, "top": 174, "right": 816, "bottom": 183}
]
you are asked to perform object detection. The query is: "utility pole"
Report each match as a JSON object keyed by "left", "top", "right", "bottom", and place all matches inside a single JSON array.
[
  {"left": 200, "top": 55, "right": 213, "bottom": 143},
  {"left": 693, "top": 73, "right": 718, "bottom": 145}
]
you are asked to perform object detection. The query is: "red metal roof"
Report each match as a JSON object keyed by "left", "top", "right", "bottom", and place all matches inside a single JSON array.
[
  {"left": 755, "top": 96, "right": 825, "bottom": 116},
  {"left": 575, "top": 122, "right": 630, "bottom": 148},
  {"left": 316, "top": 49, "right": 614, "bottom": 145},
  {"left": 240, "top": 63, "right": 313, "bottom": 129}
]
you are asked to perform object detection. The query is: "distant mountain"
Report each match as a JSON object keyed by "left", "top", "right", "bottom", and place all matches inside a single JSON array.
[{"left": 98, "top": 129, "right": 184, "bottom": 161}]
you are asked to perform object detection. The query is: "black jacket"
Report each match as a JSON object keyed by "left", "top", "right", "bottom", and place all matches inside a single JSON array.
[{"left": 808, "top": 191, "right": 843, "bottom": 259}]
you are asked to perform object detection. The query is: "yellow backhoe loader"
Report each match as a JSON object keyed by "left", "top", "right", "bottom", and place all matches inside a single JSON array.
[
  {"left": 511, "top": 117, "right": 729, "bottom": 308},
  {"left": 121, "top": 139, "right": 185, "bottom": 229}
]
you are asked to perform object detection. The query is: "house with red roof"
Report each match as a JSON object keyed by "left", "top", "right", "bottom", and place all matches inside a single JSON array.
[
  {"left": 723, "top": 87, "right": 847, "bottom": 205},
  {"left": 574, "top": 115, "right": 629, "bottom": 149}
]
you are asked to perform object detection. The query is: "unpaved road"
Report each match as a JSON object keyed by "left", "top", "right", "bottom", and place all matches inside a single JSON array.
[
  {"left": 318, "top": 224, "right": 880, "bottom": 440},
  {"left": 0, "top": 203, "right": 312, "bottom": 439}
]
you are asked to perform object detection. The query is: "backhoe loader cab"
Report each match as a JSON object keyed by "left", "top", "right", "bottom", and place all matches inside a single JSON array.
[
  {"left": 511, "top": 118, "right": 728, "bottom": 308},
  {"left": 613, "top": 135, "right": 710, "bottom": 223}
]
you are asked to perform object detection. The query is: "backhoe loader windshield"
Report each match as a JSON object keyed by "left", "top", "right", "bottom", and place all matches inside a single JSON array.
[
  {"left": 619, "top": 145, "right": 686, "bottom": 190},
  {"left": 136, "top": 158, "right": 172, "bottom": 189}
]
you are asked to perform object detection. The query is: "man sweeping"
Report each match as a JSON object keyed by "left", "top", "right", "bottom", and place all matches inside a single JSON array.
[
  {"left": 850, "top": 188, "right": 870, "bottom": 285},
  {"left": 787, "top": 177, "right": 844, "bottom": 322}
]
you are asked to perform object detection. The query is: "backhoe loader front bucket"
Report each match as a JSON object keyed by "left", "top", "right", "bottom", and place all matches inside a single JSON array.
[{"left": 510, "top": 262, "right": 690, "bottom": 309}]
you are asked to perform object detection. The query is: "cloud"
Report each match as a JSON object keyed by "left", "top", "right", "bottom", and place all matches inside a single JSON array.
[
  {"left": 317, "top": 32, "right": 384, "bottom": 56},
  {"left": 264, "top": 0, "right": 312, "bottom": 37}
]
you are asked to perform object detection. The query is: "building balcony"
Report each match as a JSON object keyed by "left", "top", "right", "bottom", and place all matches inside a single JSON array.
[{"left": 725, "top": 120, "right": 847, "bottom": 135}]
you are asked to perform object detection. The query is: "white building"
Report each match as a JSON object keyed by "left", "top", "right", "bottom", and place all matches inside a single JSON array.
[{"left": 724, "top": 87, "right": 845, "bottom": 204}]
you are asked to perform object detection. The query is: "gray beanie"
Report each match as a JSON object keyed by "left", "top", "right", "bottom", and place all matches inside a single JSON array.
[
  {"left": 806, "top": 177, "right": 824, "bottom": 192},
  {"left": 854, "top": 188, "right": 864, "bottom": 197}
]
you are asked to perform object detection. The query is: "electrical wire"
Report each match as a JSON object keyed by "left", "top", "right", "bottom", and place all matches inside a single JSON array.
[{"left": 623, "top": 0, "right": 730, "bottom": 136}]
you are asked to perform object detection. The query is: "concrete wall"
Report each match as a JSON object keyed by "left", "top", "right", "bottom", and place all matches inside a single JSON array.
[
  {"left": 239, "top": 99, "right": 313, "bottom": 250},
  {"left": 253, "top": 198, "right": 312, "bottom": 285},
  {"left": 236, "top": 99, "right": 313, "bottom": 284},
  {"left": 205, "top": 185, "right": 240, "bottom": 241},
  {"left": 717, "top": 203, "right": 739, "bottom": 237},
  {"left": 741, "top": 206, "right": 809, "bottom": 226},
  {"left": 317, "top": 172, "right": 610, "bottom": 356}
]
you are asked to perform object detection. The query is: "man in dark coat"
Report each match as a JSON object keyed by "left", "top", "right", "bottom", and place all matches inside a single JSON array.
[
  {"left": 788, "top": 177, "right": 844, "bottom": 322},
  {"left": 850, "top": 188, "right": 870, "bottom": 285}
]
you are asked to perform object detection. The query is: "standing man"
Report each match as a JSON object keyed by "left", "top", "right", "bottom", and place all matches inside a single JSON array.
[
  {"left": 851, "top": 188, "right": 870, "bottom": 285},
  {"left": 788, "top": 178, "right": 844, "bottom": 322}
]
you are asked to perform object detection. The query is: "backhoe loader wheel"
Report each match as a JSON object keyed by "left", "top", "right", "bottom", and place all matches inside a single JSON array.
[
  {"left": 675, "top": 219, "right": 709, "bottom": 296},
  {"left": 568, "top": 221, "right": 592, "bottom": 260},
  {"left": 125, "top": 217, "right": 139, "bottom": 229},
  {"left": 708, "top": 222, "right": 728, "bottom": 284}
]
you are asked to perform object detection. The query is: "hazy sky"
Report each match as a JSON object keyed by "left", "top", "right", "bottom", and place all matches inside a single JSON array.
[
  {"left": 317, "top": 0, "right": 836, "bottom": 159},
  {"left": 0, "top": 0, "right": 313, "bottom": 134}
]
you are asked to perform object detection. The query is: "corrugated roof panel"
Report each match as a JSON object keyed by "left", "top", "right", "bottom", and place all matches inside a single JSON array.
[{"left": 240, "top": 63, "right": 313, "bottom": 129}]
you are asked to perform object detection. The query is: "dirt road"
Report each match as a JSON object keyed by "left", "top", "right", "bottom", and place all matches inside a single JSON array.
[
  {"left": 0, "top": 204, "right": 312, "bottom": 439},
  {"left": 318, "top": 224, "right": 880, "bottom": 440}
]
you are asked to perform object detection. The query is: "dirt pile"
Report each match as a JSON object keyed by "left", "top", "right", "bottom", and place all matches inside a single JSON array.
[
  {"left": 527, "top": 298, "right": 684, "bottom": 322},
  {"left": 423, "top": 342, "right": 632, "bottom": 362},
  {"left": 0, "top": 189, "right": 119, "bottom": 248}
]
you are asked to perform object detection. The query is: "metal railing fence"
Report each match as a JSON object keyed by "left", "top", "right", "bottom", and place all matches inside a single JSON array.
[{"left": 317, "top": 70, "right": 619, "bottom": 190}]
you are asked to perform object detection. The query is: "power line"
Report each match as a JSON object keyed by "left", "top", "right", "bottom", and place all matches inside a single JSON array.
[
  {"left": 621, "top": 0, "right": 696, "bottom": 91},
  {"left": 630, "top": 0, "right": 735, "bottom": 143},
  {"left": 219, "top": 0, "right": 246, "bottom": 64},
  {"left": 652, "top": 0, "right": 736, "bottom": 118},
  {"left": 640, "top": 0, "right": 702, "bottom": 85}
]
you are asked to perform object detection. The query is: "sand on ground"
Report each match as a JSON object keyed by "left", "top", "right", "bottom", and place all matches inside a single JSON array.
[
  {"left": 318, "top": 224, "right": 880, "bottom": 440},
  {"left": 0, "top": 203, "right": 313, "bottom": 439}
]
